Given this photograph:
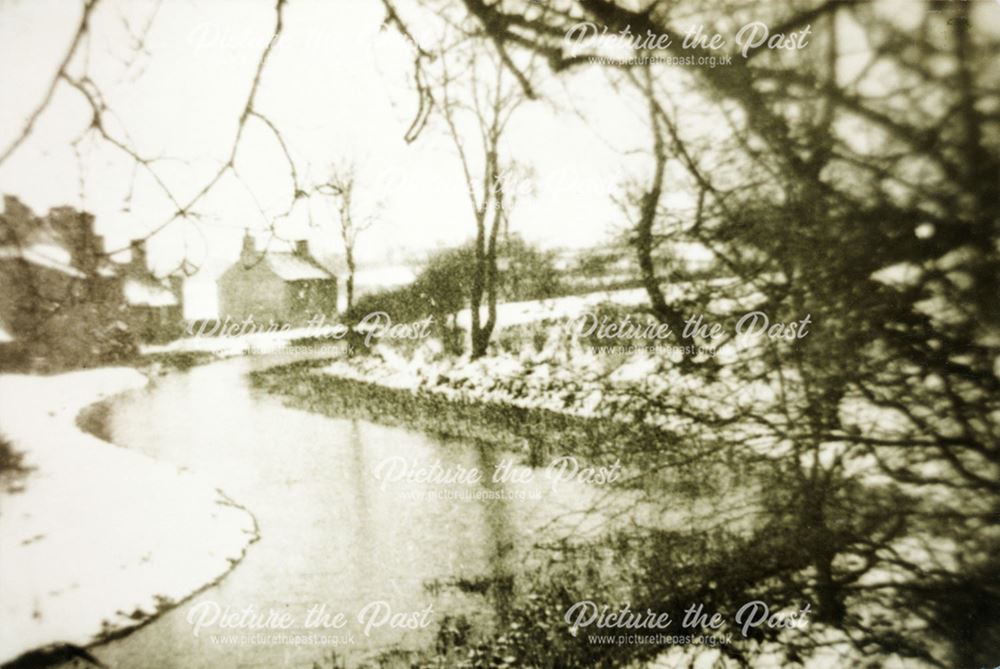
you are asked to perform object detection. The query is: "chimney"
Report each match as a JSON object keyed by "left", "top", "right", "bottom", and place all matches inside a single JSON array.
[
  {"left": 295, "top": 239, "right": 309, "bottom": 257},
  {"left": 240, "top": 230, "right": 256, "bottom": 264},
  {"left": 3, "top": 195, "right": 33, "bottom": 227},
  {"left": 130, "top": 239, "right": 147, "bottom": 274},
  {"left": 46, "top": 207, "right": 100, "bottom": 275},
  {"left": 168, "top": 275, "right": 184, "bottom": 306},
  {"left": 76, "top": 212, "right": 99, "bottom": 275}
]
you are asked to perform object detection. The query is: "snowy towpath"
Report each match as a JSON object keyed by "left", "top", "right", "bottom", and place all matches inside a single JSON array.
[
  {"left": 27, "top": 352, "right": 614, "bottom": 669},
  {"left": 0, "top": 368, "right": 257, "bottom": 664}
]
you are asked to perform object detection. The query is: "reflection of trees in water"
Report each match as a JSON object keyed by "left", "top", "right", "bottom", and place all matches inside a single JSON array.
[
  {"left": 474, "top": 442, "right": 517, "bottom": 623},
  {"left": 347, "top": 419, "right": 377, "bottom": 587}
]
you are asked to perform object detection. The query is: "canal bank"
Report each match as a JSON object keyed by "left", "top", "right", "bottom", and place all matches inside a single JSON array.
[
  {"left": 27, "top": 351, "right": 615, "bottom": 669},
  {"left": 0, "top": 368, "right": 258, "bottom": 667},
  {"left": 251, "top": 357, "right": 669, "bottom": 470}
]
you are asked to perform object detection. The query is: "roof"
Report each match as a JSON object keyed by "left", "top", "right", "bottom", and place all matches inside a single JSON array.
[
  {"left": 123, "top": 277, "right": 178, "bottom": 307},
  {"left": 264, "top": 252, "right": 334, "bottom": 281},
  {"left": 0, "top": 244, "right": 86, "bottom": 278},
  {"left": 96, "top": 261, "right": 118, "bottom": 278}
]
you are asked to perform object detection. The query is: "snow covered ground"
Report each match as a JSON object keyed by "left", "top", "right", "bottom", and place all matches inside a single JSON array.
[
  {"left": 141, "top": 323, "right": 347, "bottom": 357},
  {"left": 0, "top": 369, "right": 258, "bottom": 664},
  {"left": 141, "top": 286, "right": 665, "bottom": 359},
  {"left": 452, "top": 279, "right": 744, "bottom": 331},
  {"left": 454, "top": 287, "right": 651, "bottom": 331},
  {"left": 317, "top": 337, "right": 639, "bottom": 418}
]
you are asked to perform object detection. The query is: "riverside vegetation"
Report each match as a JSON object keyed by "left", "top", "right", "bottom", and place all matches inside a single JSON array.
[{"left": 254, "top": 306, "right": 963, "bottom": 668}]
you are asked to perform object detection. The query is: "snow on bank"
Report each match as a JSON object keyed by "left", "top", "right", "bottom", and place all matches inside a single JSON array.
[
  {"left": 452, "top": 279, "right": 745, "bottom": 332},
  {"left": 141, "top": 323, "right": 347, "bottom": 357},
  {"left": 454, "top": 287, "right": 651, "bottom": 331},
  {"left": 0, "top": 369, "right": 258, "bottom": 663},
  {"left": 141, "top": 287, "right": 652, "bottom": 359},
  {"left": 316, "top": 324, "right": 692, "bottom": 423}
]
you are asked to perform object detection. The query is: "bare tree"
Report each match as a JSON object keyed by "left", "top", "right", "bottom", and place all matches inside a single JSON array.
[
  {"left": 382, "top": 1, "right": 1000, "bottom": 665},
  {"left": 1, "top": 0, "right": 304, "bottom": 269},
  {"left": 316, "top": 162, "right": 379, "bottom": 313},
  {"left": 428, "top": 46, "right": 529, "bottom": 358},
  {"left": 609, "top": 68, "right": 692, "bottom": 356}
]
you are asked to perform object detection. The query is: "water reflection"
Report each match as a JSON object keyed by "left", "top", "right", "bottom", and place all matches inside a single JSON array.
[{"left": 79, "top": 353, "right": 606, "bottom": 668}]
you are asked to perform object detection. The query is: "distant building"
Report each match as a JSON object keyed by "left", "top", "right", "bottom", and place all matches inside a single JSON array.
[
  {"left": 0, "top": 196, "right": 185, "bottom": 368},
  {"left": 123, "top": 240, "right": 184, "bottom": 342},
  {"left": 0, "top": 206, "right": 89, "bottom": 363},
  {"left": 217, "top": 232, "right": 337, "bottom": 325}
]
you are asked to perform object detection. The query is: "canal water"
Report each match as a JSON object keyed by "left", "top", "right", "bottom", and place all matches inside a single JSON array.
[{"left": 84, "top": 352, "right": 609, "bottom": 668}]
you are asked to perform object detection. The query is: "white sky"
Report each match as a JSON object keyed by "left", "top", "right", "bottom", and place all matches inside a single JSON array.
[
  {"left": 5, "top": 0, "right": 995, "bottom": 319},
  {"left": 0, "top": 0, "right": 649, "bottom": 283}
]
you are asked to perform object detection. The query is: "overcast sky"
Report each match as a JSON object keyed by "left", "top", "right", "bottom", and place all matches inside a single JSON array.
[
  {"left": 0, "top": 0, "right": 652, "bottom": 281},
  {"left": 6, "top": 0, "right": 994, "bottom": 319}
]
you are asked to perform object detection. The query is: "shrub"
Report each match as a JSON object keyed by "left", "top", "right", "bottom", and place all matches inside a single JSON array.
[{"left": 0, "top": 433, "right": 29, "bottom": 492}]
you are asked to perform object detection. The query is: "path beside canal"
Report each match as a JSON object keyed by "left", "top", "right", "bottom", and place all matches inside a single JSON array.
[{"left": 0, "top": 368, "right": 256, "bottom": 666}]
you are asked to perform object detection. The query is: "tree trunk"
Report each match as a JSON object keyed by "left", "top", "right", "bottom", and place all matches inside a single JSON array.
[
  {"left": 345, "top": 247, "right": 355, "bottom": 312},
  {"left": 470, "top": 211, "right": 487, "bottom": 358},
  {"left": 635, "top": 92, "right": 688, "bottom": 347}
]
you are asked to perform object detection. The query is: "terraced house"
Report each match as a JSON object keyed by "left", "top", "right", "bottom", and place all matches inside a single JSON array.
[{"left": 0, "top": 196, "right": 185, "bottom": 368}]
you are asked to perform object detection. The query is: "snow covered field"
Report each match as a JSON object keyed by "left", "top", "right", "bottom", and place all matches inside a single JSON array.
[
  {"left": 0, "top": 369, "right": 257, "bottom": 664},
  {"left": 140, "top": 286, "right": 663, "bottom": 359},
  {"left": 454, "top": 287, "right": 651, "bottom": 331},
  {"left": 141, "top": 323, "right": 347, "bottom": 357}
]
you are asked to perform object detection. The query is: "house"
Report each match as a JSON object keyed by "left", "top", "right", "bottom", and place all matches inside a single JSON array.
[
  {"left": 0, "top": 196, "right": 186, "bottom": 368},
  {"left": 0, "top": 214, "right": 89, "bottom": 367},
  {"left": 217, "top": 232, "right": 337, "bottom": 325},
  {"left": 122, "top": 239, "right": 184, "bottom": 342},
  {"left": 0, "top": 197, "right": 124, "bottom": 368}
]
